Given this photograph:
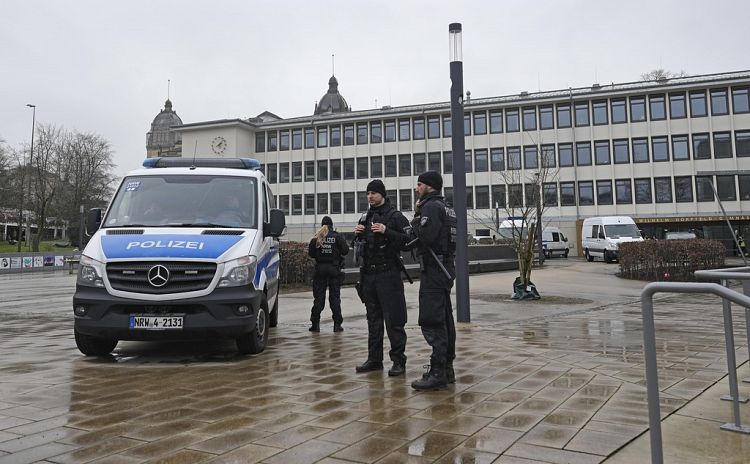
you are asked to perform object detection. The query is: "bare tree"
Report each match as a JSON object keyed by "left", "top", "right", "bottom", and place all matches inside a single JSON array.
[
  {"left": 471, "top": 141, "right": 559, "bottom": 298},
  {"left": 55, "top": 131, "right": 117, "bottom": 246},
  {"left": 28, "top": 124, "right": 66, "bottom": 251},
  {"left": 640, "top": 69, "right": 689, "bottom": 81}
]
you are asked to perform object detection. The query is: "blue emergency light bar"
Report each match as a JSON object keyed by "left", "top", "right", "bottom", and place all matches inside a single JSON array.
[{"left": 142, "top": 157, "right": 262, "bottom": 170}]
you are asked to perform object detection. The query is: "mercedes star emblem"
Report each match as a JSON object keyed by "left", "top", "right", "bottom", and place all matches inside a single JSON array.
[{"left": 147, "top": 265, "right": 170, "bottom": 287}]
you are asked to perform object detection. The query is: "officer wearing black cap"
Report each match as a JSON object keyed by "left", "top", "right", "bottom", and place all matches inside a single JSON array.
[
  {"left": 308, "top": 216, "right": 349, "bottom": 332},
  {"left": 407, "top": 171, "right": 457, "bottom": 391},
  {"left": 353, "top": 179, "right": 411, "bottom": 376}
]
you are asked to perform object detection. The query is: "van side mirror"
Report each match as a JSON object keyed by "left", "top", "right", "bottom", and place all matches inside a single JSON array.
[
  {"left": 86, "top": 208, "right": 103, "bottom": 236},
  {"left": 267, "top": 209, "right": 286, "bottom": 237}
]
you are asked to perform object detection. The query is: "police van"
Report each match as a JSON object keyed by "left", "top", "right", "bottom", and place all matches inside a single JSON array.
[{"left": 73, "top": 158, "right": 286, "bottom": 356}]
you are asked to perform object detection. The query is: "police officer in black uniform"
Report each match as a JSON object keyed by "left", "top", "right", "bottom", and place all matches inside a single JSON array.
[
  {"left": 308, "top": 216, "right": 349, "bottom": 332},
  {"left": 353, "top": 180, "right": 411, "bottom": 376},
  {"left": 408, "top": 171, "right": 457, "bottom": 391}
]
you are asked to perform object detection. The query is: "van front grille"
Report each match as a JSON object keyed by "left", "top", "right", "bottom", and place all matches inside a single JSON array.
[{"left": 106, "top": 261, "right": 216, "bottom": 294}]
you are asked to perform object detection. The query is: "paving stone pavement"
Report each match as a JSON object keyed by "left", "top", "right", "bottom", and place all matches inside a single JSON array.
[{"left": 0, "top": 258, "right": 749, "bottom": 463}]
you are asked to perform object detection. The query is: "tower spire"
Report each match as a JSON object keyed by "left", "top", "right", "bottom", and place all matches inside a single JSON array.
[
  {"left": 167, "top": 79, "right": 171, "bottom": 100},
  {"left": 332, "top": 54, "right": 335, "bottom": 76}
]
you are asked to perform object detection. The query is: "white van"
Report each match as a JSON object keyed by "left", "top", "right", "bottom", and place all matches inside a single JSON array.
[
  {"left": 72, "top": 158, "right": 286, "bottom": 356},
  {"left": 541, "top": 226, "right": 570, "bottom": 258},
  {"left": 582, "top": 216, "right": 643, "bottom": 263},
  {"left": 497, "top": 220, "right": 568, "bottom": 257}
]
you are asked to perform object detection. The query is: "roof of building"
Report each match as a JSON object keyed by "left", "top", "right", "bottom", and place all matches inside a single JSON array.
[
  {"left": 314, "top": 75, "right": 350, "bottom": 115},
  {"left": 257, "top": 69, "right": 750, "bottom": 128},
  {"left": 150, "top": 99, "right": 183, "bottom": 132}
]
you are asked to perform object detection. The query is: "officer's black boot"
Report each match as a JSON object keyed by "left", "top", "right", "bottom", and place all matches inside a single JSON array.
[
  {"left": 446, "top": 363, "right": 455, "bottom": 384},
  {"left": 411, "top": 361, "right": 448, "bottom": 391},
  {"left": 333, "top": 323, "right": 343, "bottom": 332},
  {"left": 309, "top": 321, "right": 320, "bottom": 332}
]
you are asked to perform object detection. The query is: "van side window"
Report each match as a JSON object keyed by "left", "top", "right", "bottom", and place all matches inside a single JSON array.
[
  {"left": 591, "top": 225, "right": 599, "bottom": 238},
  {"left": 262, "top": 183, "right": 270, "bottom": 223},
  {"left": 552, "top": 232, "right": 559, "bottom": 242}
]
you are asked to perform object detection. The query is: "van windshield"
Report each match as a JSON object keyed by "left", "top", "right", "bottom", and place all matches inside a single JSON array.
[
  {"left": 103, "top": 175, "right": 258, "bottom": 229},
  {"left": 604, "top": 224, "right": 640, "bottom": 238}
]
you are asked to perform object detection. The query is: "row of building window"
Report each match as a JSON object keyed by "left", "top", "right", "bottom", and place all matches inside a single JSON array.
[
  {"left": 262, "top": 131, "right": 750, "bottom": 183},
  {"left": 255, "top": 86, "right": 750, "bottom": 152},
  {"left": 276, "top": 174, "right": 750, "bottom": 216}
]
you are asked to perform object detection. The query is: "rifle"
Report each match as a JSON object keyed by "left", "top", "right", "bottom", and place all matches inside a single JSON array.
[{"left": 405, "top": 234, "right": 453, "bottom": 281}]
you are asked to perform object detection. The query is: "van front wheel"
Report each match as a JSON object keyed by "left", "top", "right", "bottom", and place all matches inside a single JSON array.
[
  {"left": 604, "top": 250, "right": 613, "bottom": 263},
  {"left": 237, "top": 299, "right": 269, "bottom": 355},
  {"left": 75, "top": 330, "right": 118, "bottom": 356},
  {"left": 585, "top": 249, "right": 594, "bottom": 262},
  {"left": 564, "top": 249, "right": 569, "bottom": 258}
]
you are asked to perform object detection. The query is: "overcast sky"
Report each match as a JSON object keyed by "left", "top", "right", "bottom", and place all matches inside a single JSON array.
[{"left": 1, "top": 0, "right": 748, "bottom": 178}]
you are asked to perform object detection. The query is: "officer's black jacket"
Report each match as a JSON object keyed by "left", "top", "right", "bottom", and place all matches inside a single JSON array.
[
  {"left": 359, "top": 199, "right": 410, "bottom": 266},
  {"left": 308, "top": 229, "right": 349, "bottom": 265},
  {"left": 411, "top": 192, "right": 454, "bottom": 257}
]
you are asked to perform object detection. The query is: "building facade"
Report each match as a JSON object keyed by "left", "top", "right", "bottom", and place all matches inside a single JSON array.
[{"left": 168, "top": 71, "right": 750, "bottom": 254}]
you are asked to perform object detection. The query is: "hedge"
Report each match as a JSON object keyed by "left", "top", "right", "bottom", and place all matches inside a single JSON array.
[
  {"left": 278, "top": 241, "right": 316, "bottom": 285},
  {"left": 618, "top": 239, "right": 725, "bottom": 281}
]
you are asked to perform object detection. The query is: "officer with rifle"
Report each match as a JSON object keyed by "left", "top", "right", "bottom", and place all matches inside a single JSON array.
[
  {"left": 352, "top": 179, "right": 411, "bottom": 376},
  {"left": 405, "top": 171, "right": 458, "bottom": 391}
]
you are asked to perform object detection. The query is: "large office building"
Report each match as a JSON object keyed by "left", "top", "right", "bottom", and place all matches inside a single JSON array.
[{"left": 158, "top": 70, "right": 750, "bottom": 254}]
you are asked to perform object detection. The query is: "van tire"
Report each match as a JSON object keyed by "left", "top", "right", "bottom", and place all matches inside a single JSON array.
[
  {"left": 75, "top": 329, "right": 118, "bottom": 356},
  {"left": 564, "top": 249, "right": 569, "bottom": 258},
  {"left": 269, "top": 290, "right": 279, "bottom": 328},
  {"left": 545, "top": 250, "right": 551, "bottom": 259},
  {"left": 604, "top": 250, "right": 613, "bottom": 263},
  {"left": 585, "top": 249, "right": 594, "bottom": 262},
  {"left": 237, "top": 298, "right": 269, "bottom": 355}
]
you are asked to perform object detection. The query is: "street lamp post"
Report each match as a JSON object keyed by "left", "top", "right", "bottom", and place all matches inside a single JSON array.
[
  {"left": 17, "top": 104, "right": 35, "bottom": 252},
  {"left": 535, "top": 172, "right": 544, "bottom": 264},
  {"left": 449, "top": 23, "right": 470, "bottom": 323},
  {"left": 495, "top": 202, "right": 500, "bottom": 232},
  {"left": 78, "top": 205, "right": 85, "bottom": 250}
]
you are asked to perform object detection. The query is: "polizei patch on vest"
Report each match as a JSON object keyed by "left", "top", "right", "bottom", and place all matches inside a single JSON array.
[
  {"left": 420, "top": 216, "right": 429, "bottom": 226},
  {"left": 101, "top": 234, "right": 243, "bottom": 259}
]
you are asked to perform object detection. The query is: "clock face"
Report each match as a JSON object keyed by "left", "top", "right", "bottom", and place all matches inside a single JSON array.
[{"left": 211, "top": 136, "right": 227, "bottom": 155}]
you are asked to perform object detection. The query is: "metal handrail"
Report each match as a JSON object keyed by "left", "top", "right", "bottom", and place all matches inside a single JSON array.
[
  {"left": 641, "top": 282, "right": 750, "bottom": 464},
  {"left": 695, "top": 267, "right": 750, "bottom": 385}
]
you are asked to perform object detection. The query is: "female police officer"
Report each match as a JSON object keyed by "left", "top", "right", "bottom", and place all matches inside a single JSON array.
[{"left": 308, "top": 216, "right": 349, "bottom": 332}]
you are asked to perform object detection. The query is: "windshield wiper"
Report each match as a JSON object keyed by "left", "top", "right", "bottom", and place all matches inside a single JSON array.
[
  {"left": 163, "top": 223, "right": 235, "bottom": 228},
  {"left": 109, "top": 224, "right": 147, "bottom": 228}
]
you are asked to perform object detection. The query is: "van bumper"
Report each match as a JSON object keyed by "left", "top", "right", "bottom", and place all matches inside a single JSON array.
[{"left": 73, "top": 286, "right": 263, "bottom": 341}]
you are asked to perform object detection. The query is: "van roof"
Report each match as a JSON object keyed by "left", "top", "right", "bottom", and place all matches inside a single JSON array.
[
  {"left": 583, "top": 216, "right": 635, "bottom": 223},
  {"left": 128, "top": 158, "right": 265, "bottom": 179}
]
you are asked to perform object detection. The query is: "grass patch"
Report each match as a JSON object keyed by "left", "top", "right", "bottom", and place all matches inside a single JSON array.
[{"left": 0, "top": 241, "right": 77, "bottom": 253}]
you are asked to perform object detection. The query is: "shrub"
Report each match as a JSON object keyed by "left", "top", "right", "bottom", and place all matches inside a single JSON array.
[
  {"left": 278, "top": 241, "right": 315, "bottom": 285},
  {"left": 619, "top": 239, "right": 725, "bottom": 281}
]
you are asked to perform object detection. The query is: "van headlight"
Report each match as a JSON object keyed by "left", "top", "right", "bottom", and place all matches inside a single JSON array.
[
  {"left": 77, "top": 255, "right": 105, "bottom": 288},
  {"left": 219, "top": 256, "right": 257, "bottom": 287}
]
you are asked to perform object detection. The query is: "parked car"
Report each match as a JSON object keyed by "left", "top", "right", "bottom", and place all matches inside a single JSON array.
[
  {"left": 541, "top": 226, "right": 570, "bottom": 258},
  {"left": 665, "top": 231, "right": 696, "bottom": 240},
  {"left": 582, "top": 216, "right": 643, "bottom": 263}
]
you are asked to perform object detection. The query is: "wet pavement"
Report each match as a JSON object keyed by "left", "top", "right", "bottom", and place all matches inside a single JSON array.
[{"left": 1, "top": 258, "right": 749, "bottom": 463}]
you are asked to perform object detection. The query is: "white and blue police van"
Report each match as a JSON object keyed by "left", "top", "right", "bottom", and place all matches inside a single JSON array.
[{"left": 73, "top": 157, "right": 286, "bottom": 356}]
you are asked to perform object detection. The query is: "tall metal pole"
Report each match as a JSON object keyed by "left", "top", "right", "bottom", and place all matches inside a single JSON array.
[
  {"left": 535, "top": 172, "right": 544, "bottom": 264},
  {"left": 449, "top": 23, "right": 470, "bottom": 322},
  {"left": 78, "top": 205, "right": 85, "bottom": 250},
  {"left": 26, "top": 104, "right": 36, "bottom": 248},
  {"left": 18, "top": 104, "right": 35, "bottom": 252}
]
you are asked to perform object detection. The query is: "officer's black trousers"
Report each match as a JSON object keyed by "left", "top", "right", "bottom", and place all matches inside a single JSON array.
[
  {"left": 310, "top": 263, "right": 343, "bottom": 325},
  {"left": 418, "top": 264, "right": 456, "bottom": 366},
  {"left": 361, "top": 269, "right": 407, "bottom": 365}
]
